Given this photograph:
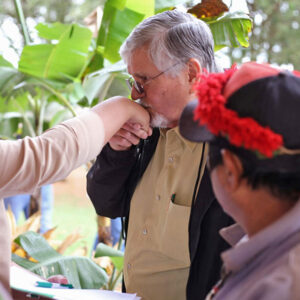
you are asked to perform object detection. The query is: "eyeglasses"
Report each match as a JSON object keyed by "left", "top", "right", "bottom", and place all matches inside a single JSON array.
[{"left": 126, "top": 63, "right": 181, "bottom": 95}]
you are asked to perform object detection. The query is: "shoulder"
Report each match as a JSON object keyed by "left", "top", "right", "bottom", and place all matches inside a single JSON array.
[{"left": 245, "top": 243, "right": 300, "bottom": 300}]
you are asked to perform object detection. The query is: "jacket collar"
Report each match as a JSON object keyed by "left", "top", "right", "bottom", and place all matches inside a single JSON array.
[{"left": 220, "top": 199, "right": 300, "bottom": 274}]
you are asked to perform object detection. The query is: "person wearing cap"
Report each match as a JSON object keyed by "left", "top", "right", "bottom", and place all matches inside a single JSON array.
[
  {"left": 0, "top": 96, "right": 151, "bottom": 300},
  {"left": 87, "top": 10, "right": 233, "bottom": 300},
  {"left": 179, "top": 61, "right": 300, "bottom": 300}
]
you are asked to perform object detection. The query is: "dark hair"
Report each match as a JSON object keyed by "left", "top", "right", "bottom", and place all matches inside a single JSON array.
[{"left": 209, "top": 139, "right": 300, "bottom": 202}]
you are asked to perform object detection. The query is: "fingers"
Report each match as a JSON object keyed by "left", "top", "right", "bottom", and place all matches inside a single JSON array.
[
  {"left": 127, "top": 101, "right": 151, "bottom": 132},
  {"left": 123, "top": 123, "right": 149, "bottom": 139},
  {"left": 109, "top": 123, "right": 151, "bottom": 151},
  {"left": 47, "top": 275, "right": 69, "bottom": 284}
]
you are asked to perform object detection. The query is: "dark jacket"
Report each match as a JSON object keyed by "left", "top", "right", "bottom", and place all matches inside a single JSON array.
[{"left": 87, "top": 128, "right": 233, "bottom": 300}]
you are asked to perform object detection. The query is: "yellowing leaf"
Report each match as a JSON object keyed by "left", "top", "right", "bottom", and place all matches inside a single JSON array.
[
  {"left": 56, "top": 229, "right": 82, "bottom": 254},
  {"left": 6, "top": 205, "right": 17, "bottom": 238},
  {"left": 42, "top": 227, "right": 57, "bottom": 241}
]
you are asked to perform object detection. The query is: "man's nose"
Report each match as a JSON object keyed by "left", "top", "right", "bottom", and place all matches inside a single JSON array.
[{"left": 131, "top": 87, "right": 145, "bottom": 100}]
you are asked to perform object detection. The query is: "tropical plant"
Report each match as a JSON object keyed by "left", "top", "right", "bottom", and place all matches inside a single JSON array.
[
  {"left": 94, "top": 243, "right": 124, "bottom": 290},
  {"left": 12, "top": 231, "right": 108, "bottom": 289}
]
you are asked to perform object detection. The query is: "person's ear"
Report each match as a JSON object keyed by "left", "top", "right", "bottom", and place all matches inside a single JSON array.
[
  {"left": 187, "top": 58, "right": 202, "bottom": 84},
  {"left": 220, "top": 149, "right": 243, "bottom": 191}
]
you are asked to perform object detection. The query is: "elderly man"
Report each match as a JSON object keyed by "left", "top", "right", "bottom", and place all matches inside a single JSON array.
[
  {"left": 179, "top": 62, "right": 300, "bottom": 299},
  {"left": 87, "top": 10, "right": 232, "bottom": 300}
]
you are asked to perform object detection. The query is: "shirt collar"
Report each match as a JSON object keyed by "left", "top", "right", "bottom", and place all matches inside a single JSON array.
[
  {"left": 159, "top": 126, "right": 198, "bottom": 152},
  {"left": 220, "top": 199, "right": 300, "bottom": 274}
]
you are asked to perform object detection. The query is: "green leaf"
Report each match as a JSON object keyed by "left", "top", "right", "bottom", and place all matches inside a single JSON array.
[
  {"left": 35, "top": 22, "right": 71, "bottom": 40},
  {"left": 155, "top": 0, "right": 186, "bottom": 13},
  {"left": 0, "top": 55, "right": 13, "bottom": 67},
  {"left": 104, "top": 7, "right": 144, "bottom": 63},
  {"left": 49, "top": 110, "right": 69, "bottom": 128},
  {"left": 64, "top": 82, "right": 86, "bottom": 104},
  {"left": 91, "top": 2, "right": 144, "bottom": 70},
  {"left": 110, "top": 257, "right": 124, "bottom": 271},
  {"left": 13, "top": 232, "right": 108, "bottom": 289},
  {"left": 94, "top": 243, "right": 124, "bottom": 271},
  {"left": 0, "top": 67, "right": 19, "bottom": 93},
  {"left": 126, "top": 0, "right": 154, "bottom": 18},
  {"left": 15, "top": 231, "right": 62, "bottom": 261},
  {"left": 95, "top": 243, "right": 124, "bottom": 258},
  {"left": 12, "top": 253, "right": 37, "bottom": 269},
  {"left": 207, "top": 11, "right": 252, "bottom": 51},
  {"left": 109, "top": 0, "right": 127, "bottom": 10},
  {"left": 18, "top": 23, "right": 92, "bottom": 81},
  {"left": 83, "top": 60, "right": 127, "bottom": 104}
]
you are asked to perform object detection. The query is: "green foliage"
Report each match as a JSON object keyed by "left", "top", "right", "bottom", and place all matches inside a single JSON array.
[
  {"left": 19, "top": 23, "right": 92, "bottom": 81},
  {"left": 0, "top": 56, "right": 13, "bottom": 68},
  {"left": 95, "top": 242, "right": 124, "bottom": 271},
  {"left": 155, "top": 0, "right": 186, "bottom": 13},
  {"left": 227, "top": 0, "right": 300, "bottom": 68},
  {"left": 13, "top": 231, "right": 108, "bottom": 289},
  {"left": 88, "top": 0, "right": 146, "bottom": 71},
  {"left": 207, "top": 11, "right": 252, "bottom": 51},
  {"left": 83, "top": 60, "right": 128, "bottom": 105}
]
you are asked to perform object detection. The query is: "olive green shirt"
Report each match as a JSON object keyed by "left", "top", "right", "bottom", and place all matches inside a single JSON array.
[{"left": 124, "top": 127, "right": 207, "bottom": 300}]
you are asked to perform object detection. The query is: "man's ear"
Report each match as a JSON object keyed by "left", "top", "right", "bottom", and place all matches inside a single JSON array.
[
  {"left": 187, "top": 58, "right": 202, "bottom": 84},
  {"left": 220, "top": 149, "right": 244, "bottom": 191}
]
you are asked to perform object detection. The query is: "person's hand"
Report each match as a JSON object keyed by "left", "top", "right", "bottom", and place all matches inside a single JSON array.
[
  {"left": 91, "top": 96, "right": 152, "bottom": 147},
  {"left": 47, "top": 275, "right": 68, "bottom": 284},
  {"left": 109, "top": 122, "right": 152, "bottom": 151}
]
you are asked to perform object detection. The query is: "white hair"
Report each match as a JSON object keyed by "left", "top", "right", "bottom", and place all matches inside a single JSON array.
[{"left": 120, "top": 10, "right": 220, "bottom": 77}]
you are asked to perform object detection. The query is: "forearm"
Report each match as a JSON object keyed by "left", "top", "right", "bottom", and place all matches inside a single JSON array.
[{"left": 0, "top": 111, "right": 104, "bottom": 198}]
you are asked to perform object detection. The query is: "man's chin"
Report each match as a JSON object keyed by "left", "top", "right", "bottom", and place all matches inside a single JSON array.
[{"left": 150, "top": 113, "right": 172, "bottom": 128}]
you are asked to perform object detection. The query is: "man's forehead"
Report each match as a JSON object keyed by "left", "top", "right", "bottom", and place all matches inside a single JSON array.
[{"left": 127, "top": 46, "right": 158, "bottom": 77}]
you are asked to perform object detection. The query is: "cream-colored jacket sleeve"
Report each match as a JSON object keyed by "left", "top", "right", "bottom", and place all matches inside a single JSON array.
[
  {"left": 0, "top": 111, "right": 104, "bottom": 198},
  {"left": 0, "top": 110, "right": 105, "bottom": 295}
]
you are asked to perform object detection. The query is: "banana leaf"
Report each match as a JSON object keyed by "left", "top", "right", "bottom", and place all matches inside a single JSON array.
[
  {"left": 95, "top": 242, "right": 124, "bottom": 272},
  {"left": 206, "top": 11, "right": 252, "bottom": 51},
  {"left": 155, "top": 0, "right": 187, "bottom": 13},
  {"left": 18, "top": 23, "right": 92, "bottom": 81},
  {"left": 83, "top": 60, "right": 127, "bottom": 104},
  {"left": 0, "top": 66, "right": 24, "bottom": 97},
  {"left": 88, "top": 0, "right": 146, "bottom": 71},
  {"left": 0, "top": 55, "right": 13, "bottom": 68},
  {"left": 12, "top": 231, "right": 108, "bottom": 289},
  {"left": 126, "top": 0, "right": 154, "bottom": 18}
]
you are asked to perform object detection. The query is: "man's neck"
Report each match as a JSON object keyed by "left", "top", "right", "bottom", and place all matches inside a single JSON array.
[{"left": 236, "top": 189, "right": 296, "bottom": 237}]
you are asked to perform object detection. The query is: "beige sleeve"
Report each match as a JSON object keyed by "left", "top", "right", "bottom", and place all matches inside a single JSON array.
[{"left": 0, "top": 111, "right": 105, "bottom": 198}]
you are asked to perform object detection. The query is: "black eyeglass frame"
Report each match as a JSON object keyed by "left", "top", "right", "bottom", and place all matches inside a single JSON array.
[{"left": 126, "top": 62, "right": 182, "bottom": 94}]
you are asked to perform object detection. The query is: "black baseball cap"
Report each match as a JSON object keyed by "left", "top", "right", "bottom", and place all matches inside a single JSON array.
[{"left": 179, "top": 62, "right": 300, "bottom": 171}]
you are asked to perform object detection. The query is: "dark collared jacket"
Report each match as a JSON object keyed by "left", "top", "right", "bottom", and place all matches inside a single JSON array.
[{"left": 87, "top": 128, "right": 233, "bottom": 300}]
